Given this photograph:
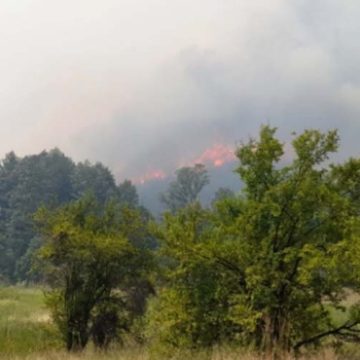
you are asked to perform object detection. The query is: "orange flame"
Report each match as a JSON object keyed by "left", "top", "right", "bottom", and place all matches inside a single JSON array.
[
  {"left": 133, "top": 144, "right": 236, "bottom": 184},
  {"left": 193, "top": 143, "right": 236, "bottom": 167},
  {"left": 134, "top": 169, "right": 167, "bottom": 184}
]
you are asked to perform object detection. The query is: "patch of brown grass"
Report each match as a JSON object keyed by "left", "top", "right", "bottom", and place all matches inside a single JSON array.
[{"left": 1, "top": 347, "right": 340, "bottom": 360}]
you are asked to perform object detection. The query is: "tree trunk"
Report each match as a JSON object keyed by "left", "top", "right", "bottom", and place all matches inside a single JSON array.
[{"left": 262, "top": 312, "right": 290, "bottom": 360}]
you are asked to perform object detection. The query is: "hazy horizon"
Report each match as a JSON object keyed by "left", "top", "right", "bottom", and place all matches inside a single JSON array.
[{"left": 1, "top": 0, "right": 359, "bottom": 182}]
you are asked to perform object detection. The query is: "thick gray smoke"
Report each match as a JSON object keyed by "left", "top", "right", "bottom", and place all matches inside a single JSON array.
[{"left": 0, "top": 0, "right": 359, "bottom": 181}]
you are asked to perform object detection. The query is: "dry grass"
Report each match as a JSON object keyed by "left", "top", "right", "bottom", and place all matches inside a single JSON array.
[
  {"left": 0, "top": 347, "right": 341, "bottom": 360},
  {"left": 0, "top": 286, "right": 61, "bottom": 356},
  {"left": 0, "top": 287, "right": 355, "bottom": 360}
]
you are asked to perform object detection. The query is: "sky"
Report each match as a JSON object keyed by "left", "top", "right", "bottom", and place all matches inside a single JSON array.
[{"left": 0, "top": 0, "right": 359, "bottom": 181}]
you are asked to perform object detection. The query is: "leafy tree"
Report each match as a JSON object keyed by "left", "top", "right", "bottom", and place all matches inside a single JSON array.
[
  {"left": 0, "top": 149, "right": 144, "bottom": 282},
  {"left": 71, "top": 161, "right": 117, "bottom": 204},
  {"left": 212, "top": 187, "right": 235, "bottom": 206},
  {"left": 116, "top": 180, "right": 139, "bottom": 207},
  {"left": 160, "top": 164, "right": 209, "bottom": 212},
  {"left": 147, "top": 204, "right": 239, "bottom": 354},
  {"left": 0, "top": 149, "right": 75, "bottom": 281},
  {"left": 35, "top": 196, "right": 153, "bottom": 351},
  {"left": 149, "top": 126, "right": 360, "bottom": 358}
]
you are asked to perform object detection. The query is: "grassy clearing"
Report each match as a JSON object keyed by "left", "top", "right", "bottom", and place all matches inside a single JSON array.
[
  {"left": 0, "top": 286, "right": 357, "bottom": 360},
  {"left": 0, "top": 286, "right": 61, "bottom": 356},
  {"left": 0, "top": 347, "right": 340, "bottom": 360},
  {"left": 326, "top": 290, "right": 360, "bottom": 327}
]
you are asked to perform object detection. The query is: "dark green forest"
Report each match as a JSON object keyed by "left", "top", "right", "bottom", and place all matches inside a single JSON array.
[
  {"left": 0, "top": 149, "right": 141, "bottom": 282},
  {"left": 1, "top": 126, "right": 360, "bottom": 359}
]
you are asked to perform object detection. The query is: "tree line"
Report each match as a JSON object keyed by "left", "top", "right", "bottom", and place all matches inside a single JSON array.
[
  {"left": 0, "top": 149, "right": 140, "bottom": 282},
  {"left": 2, "top": 126, "right": 360, "bottom": 359}
]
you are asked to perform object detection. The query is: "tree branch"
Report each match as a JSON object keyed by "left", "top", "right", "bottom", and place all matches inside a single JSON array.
[{"left": 294, "top": 320, "right": 360, "bottom": 351}]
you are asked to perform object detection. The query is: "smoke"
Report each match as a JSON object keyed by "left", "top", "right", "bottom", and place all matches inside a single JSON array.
[{"left": 0, "top": 0, "right": 359, "bottom": 181}]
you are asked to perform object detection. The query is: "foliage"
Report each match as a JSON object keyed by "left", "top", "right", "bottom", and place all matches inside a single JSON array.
[
  {"left": 117, "top": 180, "right": 140, "bottom": 208},
  {"left": 35, "top": 196, "right": 153, "bottom": 351},
  {"left": 71, "top": 161, "right": 117, "bottom": 204},
  {"left": 212, "top": 187, "right": 236, "bottom": 206},
  {"left": 0, "top": 150, "right": 141, "bottom": 282},
  {"left": 0, "top": 286, "right": 61, "bottom": 356},
  {"left": 160, "top": 164, "right": 209, "bottom": 212},
  {"left": 148, "top": 126, "right": 360, "bottom": 358},
  {"left": 0, "top": 284, "right": 354, "bottom": 360},
  {"left": 146, "top": 204, "right": 240, "bottom": 354},
  {"left": 0, "top": 125, "right": 359, "bottom": 359}
]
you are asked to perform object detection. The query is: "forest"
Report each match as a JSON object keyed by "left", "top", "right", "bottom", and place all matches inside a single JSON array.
[{"left": 1, "top": 126, "right": 360, "bottom": 360}]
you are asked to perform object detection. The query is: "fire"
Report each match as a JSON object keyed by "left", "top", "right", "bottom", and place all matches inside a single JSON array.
[
  {"left": 132, "top": 143, "right": 236, "bottom": 184},
  {"left": 193, "top": 143, "right": 236, "bottom": 167},
  {"left": 134, "top": 169, "right": 166, "bottom": 185}
]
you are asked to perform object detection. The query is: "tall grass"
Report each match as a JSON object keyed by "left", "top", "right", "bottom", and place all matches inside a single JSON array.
[
  {"left": 0, "top": 286, "right": 61, "bottom": 356},
  {"left": 0, "top": 347, "right": 340, "bottom": 360},
  {"left": 0, "top": 286, "right": 356, "bottom": 360}
]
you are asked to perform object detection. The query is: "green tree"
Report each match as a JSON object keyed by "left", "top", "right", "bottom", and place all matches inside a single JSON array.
[
  {"left": 35, "top": 196, "right": 152, "bottom": 351},
  {"left": 116, "top": 180, "right": 139, "bottom": 207},
  {"left": 160, "top": 164, "right": 209, "bottom": 212},
  {"left": 0, "top": 149, "right": 143, "bottom": 282},
  {"left": 212, "top": 187, "right": 235, "bottom": 206},
  {"left": 71, "top": 161, "right": 117, "bottom": 204},
  {"left": 147, "top": 204, "right": 239, "bottom": 354},
  {"left": 149, "top": 126, "right": 360, "bottom": 358},
  {"left": 0, "top": 149, "right": 75, "bottom": 281}
]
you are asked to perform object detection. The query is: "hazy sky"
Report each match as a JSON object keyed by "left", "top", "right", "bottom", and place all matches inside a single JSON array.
[{"left": 0, "top": 0, "right": 359, "bottom": 181}]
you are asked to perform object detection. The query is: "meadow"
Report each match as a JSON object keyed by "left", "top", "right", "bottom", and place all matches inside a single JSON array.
[
  {"left": 1, "top": 286, "right": 358, "bottom": 360},
  {"left": 0, "top": 286, "right": 60, "bottom": 357}
]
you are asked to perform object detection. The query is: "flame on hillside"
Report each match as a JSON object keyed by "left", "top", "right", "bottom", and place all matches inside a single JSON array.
[
  {"left": 135, "top": 169, "right": 166, "bottom": 184},
  {"left": 192, "top": 143, "right": 236, "bottom": 167},
  {"left": 133, "top": 143, "right": 236, "bottom": 184}
]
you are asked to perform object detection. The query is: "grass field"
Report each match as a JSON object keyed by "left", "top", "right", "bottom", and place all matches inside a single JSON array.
[
  {"left": 0, "top": 348, "right": 340, "bottom": 360},
  {"left": 0, "top": 286, "right": 357, "bottom": 360},
  {"left": 0, "top": 286, "right": 61, "bottom": 357}
]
